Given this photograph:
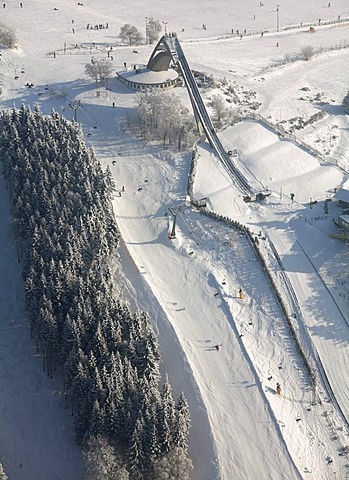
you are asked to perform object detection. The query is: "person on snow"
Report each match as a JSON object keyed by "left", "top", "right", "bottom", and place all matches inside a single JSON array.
[{"left": 276, "top": 382, "right": 281, "bottom": 395}]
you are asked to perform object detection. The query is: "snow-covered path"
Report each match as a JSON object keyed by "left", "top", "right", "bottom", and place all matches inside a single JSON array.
[
  {"left": 108, "top": 146, "right": 300, "bottom": 480},
  {"left": 98, "top": 126, "right": 347, "bottom": 478}
]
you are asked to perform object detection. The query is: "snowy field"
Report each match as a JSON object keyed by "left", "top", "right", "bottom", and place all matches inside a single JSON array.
[{"left": 1, "top": 0, "right": 349, "bottom": 479}]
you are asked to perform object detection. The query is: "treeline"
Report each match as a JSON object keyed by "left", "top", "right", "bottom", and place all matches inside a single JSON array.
[{"left": 0, "top": 106, "right": 192, "bottom": 479}]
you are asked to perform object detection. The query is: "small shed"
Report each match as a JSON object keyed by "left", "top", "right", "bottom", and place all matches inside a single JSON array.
[
  {"left": 337, "top": 214, "right": 349, "bottom": 232},
  {"left": 192, "top": 197, "right": 207, "bottom": 208},
  {"left": 334, "top": 187, "right": 349, "bottom": 211}
]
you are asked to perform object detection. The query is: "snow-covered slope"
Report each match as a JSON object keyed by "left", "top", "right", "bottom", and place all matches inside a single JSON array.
[{"left": 0, "top": 1, "right": 349, "bottom": 479}]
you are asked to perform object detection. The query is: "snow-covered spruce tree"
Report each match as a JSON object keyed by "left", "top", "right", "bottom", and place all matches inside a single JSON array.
[
  {"left": 89, "top": 399, "right": 105, "bottom": 437},
  {"left": 128, "top": 415, "right": 146, "bottom": 480},
  {"left": 71, "top": 360, "right": 91, "bottom": 441},
  {"left": 172, "top": 393, "right": 191, "bottom": 452},
  {"left": 0, "top": 106, "right": 192, "bottom": 478},
  {"left": 37, "top": 296, "right": 59, "bottom": 378},
  {"left": 142, "top": 400, "right": 160, "bottom": 461},
  {"left": 157, "top": 376, "right": 176, "bottom": 455}
]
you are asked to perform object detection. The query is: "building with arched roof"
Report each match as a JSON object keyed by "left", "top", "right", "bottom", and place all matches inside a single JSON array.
[{"left": 116, "top": 36, "right": 178, "bottom": 91}]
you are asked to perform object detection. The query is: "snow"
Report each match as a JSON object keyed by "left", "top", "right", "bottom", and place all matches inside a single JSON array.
[
  {"left": 1, "top": 0, "right": 349, "bottom": 479},
  {"left": 339, "top": 214, "right": 349, "bottom": 225},
  {"left": 218, "top": 121, "right": 344, "bottom": 199},
  {"left": 335, "top": 187, "right": 349, "bottom": 203},
  {"left": 120, "top": 67, "right": 178, "bottom": 85}
]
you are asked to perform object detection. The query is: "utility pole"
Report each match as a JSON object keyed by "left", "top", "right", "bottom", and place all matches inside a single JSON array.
[
  {"left": 276, "top": 5, "right": 280, "bottom": 32},
  {"left": 163, "top": 20, "right": 168, "bottom": 36}
]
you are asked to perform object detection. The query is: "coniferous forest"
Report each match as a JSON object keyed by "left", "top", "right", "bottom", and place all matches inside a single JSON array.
[{"left": 0, "top": 106, "right": 192, "bottom": 480}]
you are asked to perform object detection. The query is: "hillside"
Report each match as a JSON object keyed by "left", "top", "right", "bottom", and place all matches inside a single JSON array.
[{"left": 0, "top": 1, "right": 349, "bottom": 479}]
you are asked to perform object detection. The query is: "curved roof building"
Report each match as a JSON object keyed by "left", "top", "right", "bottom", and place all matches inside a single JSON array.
[{"left": 116, "top": 36, "right": 178, "bottom": 91}]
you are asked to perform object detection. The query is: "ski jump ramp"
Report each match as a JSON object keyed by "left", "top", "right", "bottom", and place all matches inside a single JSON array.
[{"left": 148, "top": 34, "right": 252, "bottom": 195}]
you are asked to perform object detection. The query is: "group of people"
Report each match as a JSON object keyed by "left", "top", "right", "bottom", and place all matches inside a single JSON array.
[
  {"left": 86, "top": 23, "right": 108, "bottom": 30},
  {"left": 232, "top": 28, "right": 247, "bottom": 35}
]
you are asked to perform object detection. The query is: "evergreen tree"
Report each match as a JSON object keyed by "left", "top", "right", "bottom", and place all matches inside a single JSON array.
[
  {"left": 128, "top": 416, "right": 145, "bottom": 480},
  {"left": 173, "top": 393, "right": 191, "bottom": 452},
  {"left": 89, "top": 399, "right": 105, "bottom": 437},
  {"left": 71, "top": 361, "right": 90, "bottom": 443},
  {"left": 0, "top": 106, "right": 192, "bottom": 477},
  {"left": 158, "top": 376, "right": 176, "bottom": 454}
]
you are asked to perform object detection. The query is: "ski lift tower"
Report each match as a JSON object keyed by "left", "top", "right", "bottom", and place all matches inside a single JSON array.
[{"left": 167, "top": 206, "right": 181, "bottom": 239}]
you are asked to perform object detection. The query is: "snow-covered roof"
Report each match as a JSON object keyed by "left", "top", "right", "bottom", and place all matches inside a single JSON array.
[
  {"left": 118, "top": 67, "right": 178, "bottom": 86},
  {"left": 339, "top": 214, "right": 349, "bottom": 225},
  {"left": 334, "top": 187, "right": 349, "bottom": 203}
]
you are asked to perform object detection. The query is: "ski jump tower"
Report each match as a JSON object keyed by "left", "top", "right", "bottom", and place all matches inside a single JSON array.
[{"left": 148, "top": 34, "right": 251, "bottom": 194}]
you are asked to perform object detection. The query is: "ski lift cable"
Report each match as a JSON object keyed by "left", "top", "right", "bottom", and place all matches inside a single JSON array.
[
  {"left": 176, "top": 208, "right": 204, "bottom": 249},
  {"left": 176, "top": 208, "right": 232, "bottom": 280},
  {"left": 0, "top": 49, "right": 50, "bottom": 88},
  {"left": 177, "top": 207, "right": 251, "bottom": 297}
]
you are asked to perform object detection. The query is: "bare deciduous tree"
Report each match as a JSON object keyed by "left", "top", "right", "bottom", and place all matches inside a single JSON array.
[
  {"left": 301, "top": 45, "right": 315, "bottom": 61},
  {"left": 120, "top": 24, "right": 143, "bottom": 46},
  {"left": 137, "top": 90, "right": 196, "bottom": 149},
  {"left": 85, "top": 59, "right": 113, "bottom": 85},
  {"left": 0, "top": 21, "right": 17, "bottom": 48},
  {"left": 85, "top": 63, "right": 99, "bottom": 83},
  {"left": 147, "top": 17, "right": 162, "bottom": 44},
  {"left": 210, "top": 94, "right": 226, "bottom": 122},
  {"left": 153, "top": 447, "right": 193, "bottom": 480},
  {"left": 83, "top": 435, "right": 129, "bottom": 480}
]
